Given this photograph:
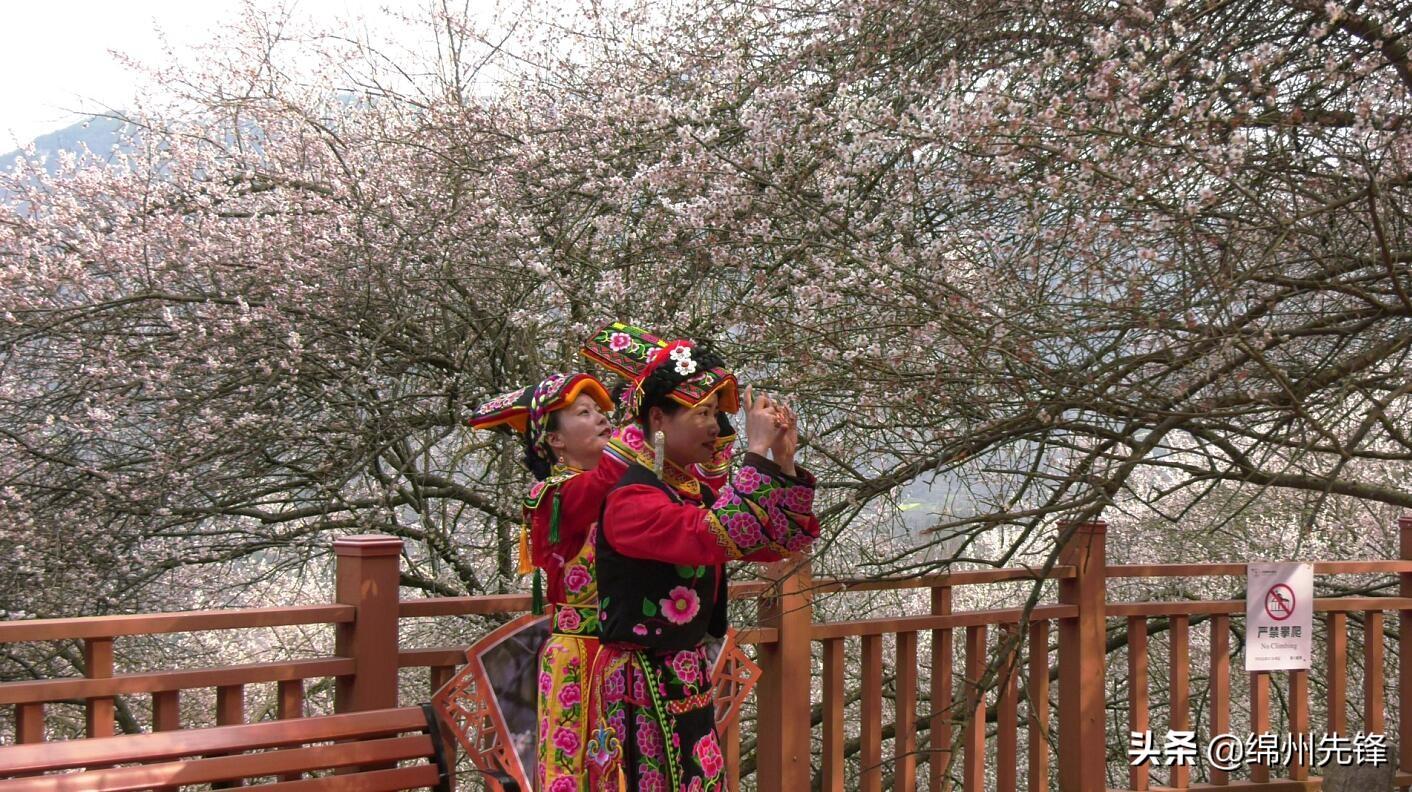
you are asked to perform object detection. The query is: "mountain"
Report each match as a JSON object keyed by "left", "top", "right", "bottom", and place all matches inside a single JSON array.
[{"left": 0, "top": 116, "right": 130, "bottom": 174}]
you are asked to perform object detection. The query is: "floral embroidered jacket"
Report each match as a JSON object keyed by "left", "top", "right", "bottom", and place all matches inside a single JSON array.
[
  {"left": 525, "top": 424, "right": 734, "bottom": 606},
  {"left": 595, "top": 452, "right": 819, "bottom": 651}
]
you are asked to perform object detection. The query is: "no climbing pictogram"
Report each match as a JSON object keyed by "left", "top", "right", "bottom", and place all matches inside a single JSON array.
[{"left": 1264, "top": 583, "right": 1295, "bottom": 622}]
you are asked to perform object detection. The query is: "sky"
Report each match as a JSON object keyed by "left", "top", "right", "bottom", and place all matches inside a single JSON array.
[{"left": 0, "top": 0, "right": 429, "bottom": 150}]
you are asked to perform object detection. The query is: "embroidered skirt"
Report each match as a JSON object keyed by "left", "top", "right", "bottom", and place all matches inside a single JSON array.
[
  {"left": 586, "top": 643, "right": 725, "bottom": 792},
  {"left": 538, "top": 628, "right": 600, "bottom": 792}
]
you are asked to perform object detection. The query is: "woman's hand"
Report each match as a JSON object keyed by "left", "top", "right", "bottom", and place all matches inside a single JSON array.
[
  {"left": 769, "top": 401, "right": 798, "bottom": 476},
  {"left": 743, "top": 385, "right": 782, "bottom": 456}
]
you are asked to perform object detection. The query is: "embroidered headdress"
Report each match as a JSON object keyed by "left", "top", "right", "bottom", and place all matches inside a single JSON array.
[
  {"left": 580, "top": 321, "right": 739, "bottom": 418},
  {"left": 466, "top": 372, "right": 613, "bottom": 463}
]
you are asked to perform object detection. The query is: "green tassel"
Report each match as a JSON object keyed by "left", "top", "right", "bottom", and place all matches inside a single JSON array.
[
  {"left": 532, "top": 570, "right": 544, "bottom": 615},
  {"left": 548, "top": 490, "right": 562, "bottom": 545}
]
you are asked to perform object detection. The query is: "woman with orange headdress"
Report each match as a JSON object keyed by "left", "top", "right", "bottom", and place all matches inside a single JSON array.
[{"left": 465, "top": 371, "right": 622, "bottom": 791}]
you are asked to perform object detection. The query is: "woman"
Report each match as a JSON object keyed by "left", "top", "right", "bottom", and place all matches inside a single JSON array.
[
  {"left": 466, "top": 371, "right": 623, "bottom": 792},
  {"left": 579, "top": 324, "right": 820, "bottom": 791}
]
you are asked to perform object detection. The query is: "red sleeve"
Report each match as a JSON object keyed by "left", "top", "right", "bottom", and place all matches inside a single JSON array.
[
  {"left": 529, "top": 455, "right": 627, "bottom": 567},
  {"left": 602, "top": 484, "right": 735, "bottom": 565}
]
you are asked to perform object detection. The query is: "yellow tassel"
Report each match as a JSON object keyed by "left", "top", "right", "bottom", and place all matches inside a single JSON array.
[{"left": 517, "top": 522, "right": 534, "bottom": 576}]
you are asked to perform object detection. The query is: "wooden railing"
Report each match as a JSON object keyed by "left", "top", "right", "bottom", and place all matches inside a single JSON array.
[{"left": 3, "top": 518, "right": 1411, "bottom": 790}]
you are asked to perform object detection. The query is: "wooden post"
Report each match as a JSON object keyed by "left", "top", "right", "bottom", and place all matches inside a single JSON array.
[
  {"left": 896, "top": 630, "right": 919, "bottom": 792},
  {"left": 1209, "top": 615, "right": 1230, "bottom": 786},
  {"left": 1128, "top": 617, "right": 1149, "bottom": 792},
  {"left": 84, "top": 637, "right": 115, "bottom": 738},
  {"left": 152, "top": 691, "right": 180, "bottom": 731},
  {"left": 1056, "top": 520, "right": 1106, "bottom": 792},
  {"left": 1168, "top": 615, "right": 1190, "bottom": 789},
  {"left": 1400, "top": 515, "right": 1412, "bottom": 779},
  {"left": 754, "top": 558, "right": 813, "bottom": 792},
  {"left": 931, "top": 586, "right": 954, "bottom": 792},
  {"left": 1027, "top": 620, "right": 1050, "bottom": 792},
  {"left": 823, "top": 638, "right": 846, "bottom": 792},
  {"left": 278, "top": 680, "right": 305, "bottom": 782},
  {"left": 1251, "top": 672, "right": 1270, "bottom": 783},
  {"left": 334, "top": 534, "right": 404, "bottom": 713},
  {"left": 962, "top": 625, "right": 987, "bottom": 791},
  {"left": 861, "top": 634, "right": 884, "bottom": 792},
  {"left": 15, "top": 703, "right": 44, "bottom": 744}
]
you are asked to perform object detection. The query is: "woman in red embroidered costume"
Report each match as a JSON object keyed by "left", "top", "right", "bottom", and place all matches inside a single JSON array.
[
  {"left": 578, "top": 323, "right": 820, "bottom": 792},
  {"left": 465, "top": 372, "right": 622, "bottom": 792}
]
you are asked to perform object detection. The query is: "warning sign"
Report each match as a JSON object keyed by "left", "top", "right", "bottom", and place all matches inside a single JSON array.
[
  {"left": 1264, "top": 584, "right": 1296, "bottom": 621},
  {"left": 1246, "top": 562, "right": 1313, "bottom": 671}
]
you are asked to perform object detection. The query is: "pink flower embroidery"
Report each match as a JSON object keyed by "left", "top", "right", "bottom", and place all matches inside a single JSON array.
[
  {"left": 671, "top": 650, "right": 702, "bottom": 684},
  {"left": 609, "top": 709, "right": 627, "bottom": 739},
  {"left": 635, "top": 713, "right": 665, "bottom": 759},
  {"left": 538, "top": 671, "right": 553, "bottom": 697},
  {"left": 564, "top": 565, "right": 593, "bottom": 593},
  {"left": 609, "top": 332, "right": 632, "bottom": 351},
  {"left": 766, "top": 505, "right": 788, "bottom": 536},
  {"left": 620, "top": 424, "right": 646, "bottom": 451},
  {"left": 633, "top": 623, "right": 650, "bottom": 636},
  {"left": 733, "top": 466, "right": 762, "bottom": 495},
  {"left": 787, "top": 531, "right": 815, "bottom": 552},
  {"left": 553, "top": 725, "right": 580, "bottom": 754},
  {"left": 604, "top": 667, "right": 627, "bottom": 697},
  {"left": 639, "top": 769, "right": 667, "bottom": 792},
  {"left": 557, "top": 607, "right": 582, "bottom": 632},
  {"left": 661, "top": 585, "right": 701, "bottom": 625},
  {"left": 782, "top": 486, "right": 812, "bottom": 512},
  {"left": 726, "top": 512, "right": 764, "bottom": 548},
  {"left": 694, "top": 732, "right": 725, "bottom": 777},
  {"left": 558, "top": 682, "right": 582, "bottom": 708},
  {"left": 549, "top": 778, "right": 577, "bottom": 792}
]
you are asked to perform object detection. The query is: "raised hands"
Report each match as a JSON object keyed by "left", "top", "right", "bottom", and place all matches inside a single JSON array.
[
  {"left": 769, "top": 400, "right": 798, "bottom": 476},
  {"left": 742, "top": 385, "right": 799, "bottom": 476},
  {"left": 743, "top": 385, "right": 783, "bottom": 456}
]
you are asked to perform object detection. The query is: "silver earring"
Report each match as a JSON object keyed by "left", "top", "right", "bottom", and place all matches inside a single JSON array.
[{"left": 652, "top": 430, "right": 665, "bottom": 478}]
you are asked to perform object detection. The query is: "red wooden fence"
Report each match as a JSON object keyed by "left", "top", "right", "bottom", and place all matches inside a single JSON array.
[{"left": 3, "top": 516, "right": 1411, "bottom": 790}]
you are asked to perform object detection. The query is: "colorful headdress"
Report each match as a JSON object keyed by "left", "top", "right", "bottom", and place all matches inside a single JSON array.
[
  {"left": 580, "top": 321, "right": 740, "bottom": 418},
  {"left": 466, "top": 372, "right": 613, "bottom": 460},
  {"left": 468, "top": 372, "right": 613, "bottom": 612}
]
